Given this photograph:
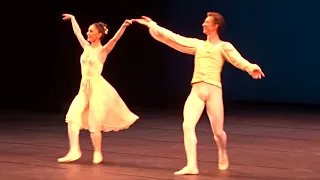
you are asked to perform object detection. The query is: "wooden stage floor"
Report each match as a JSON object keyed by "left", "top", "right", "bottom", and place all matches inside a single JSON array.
[{"left": 1, "top": 105, "right": 319, "bottom": 180}]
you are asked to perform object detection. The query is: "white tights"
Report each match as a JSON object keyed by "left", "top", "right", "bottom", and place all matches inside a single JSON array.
[
  {"left": 174, "top": 82, "right": 229, "bottom": 175},
  {"left": 57, "top": 123, "right": 103, "bottom": 164}
]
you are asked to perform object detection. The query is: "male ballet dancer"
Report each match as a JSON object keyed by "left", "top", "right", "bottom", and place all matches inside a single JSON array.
[{"left": 133, "top": 12, "right": 264, "bottom": 175}]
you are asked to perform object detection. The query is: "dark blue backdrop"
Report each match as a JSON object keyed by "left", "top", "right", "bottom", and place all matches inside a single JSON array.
[
  {"left": 6, "top": 1, "right": 318, "bottom": 113},
  {"left": 162, "top": 0, "right": 320, "bottom": 104}
]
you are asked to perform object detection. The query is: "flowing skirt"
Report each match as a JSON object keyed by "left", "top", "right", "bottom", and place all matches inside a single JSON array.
[{"left": 65, "top": 76, "right": 139, "bottom": 132}]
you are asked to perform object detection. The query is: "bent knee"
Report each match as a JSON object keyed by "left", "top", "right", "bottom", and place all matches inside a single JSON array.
[
  {"left": 214, "top": 130, "right": 226, "bottom": 137},
  {"left": 182, "top": 122, "right": 196, "bottom": 132}
]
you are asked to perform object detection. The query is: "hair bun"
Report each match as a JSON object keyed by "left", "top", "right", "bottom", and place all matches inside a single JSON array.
[{"left": 98, "top": 22, "right": 108, "bottom": 34}]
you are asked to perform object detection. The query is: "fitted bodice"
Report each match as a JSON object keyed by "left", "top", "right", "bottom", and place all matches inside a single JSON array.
[
  {"left": 194, "top": 41, "right": 225, "bottom": 72},
  {"left": 80, "top": 49, "right": 105, "bottom": 77},
  {"left": 191, "top": 41, "right": 225, "bottom": 87}
]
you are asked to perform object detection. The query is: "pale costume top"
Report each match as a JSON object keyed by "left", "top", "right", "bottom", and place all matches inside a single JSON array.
[
  {"left": 148, "top": 23, "right": 258, "bottom": 88},
  {"left": 65, "top": 47, "right": 139, "bottom": 132}
]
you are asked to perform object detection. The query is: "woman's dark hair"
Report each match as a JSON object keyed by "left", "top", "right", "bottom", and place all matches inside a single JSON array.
[{"left": 93, "top": 22, "right": 108, "bottom": 40}]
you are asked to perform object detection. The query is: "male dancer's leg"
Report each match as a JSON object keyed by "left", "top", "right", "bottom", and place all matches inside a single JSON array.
[
  {"left": 205, "top": 85, "right": 229, "bottom": 170},
  {"left": 174, "top": 86, "right": 206, "bottom": 175}
]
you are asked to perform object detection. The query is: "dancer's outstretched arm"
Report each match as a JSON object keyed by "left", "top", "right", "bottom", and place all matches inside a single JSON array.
[
  {"left": 103, "top": 20, "right": 132, "bottom": 54},
  {"left": 132, "top": 16, "right": 202, "bottom": 55},
  {"left": 221, "top": 42, "right": 265, "bottom": 79},
  {"left": 62, "top": 14, "right": 90, "bottom": 49}
]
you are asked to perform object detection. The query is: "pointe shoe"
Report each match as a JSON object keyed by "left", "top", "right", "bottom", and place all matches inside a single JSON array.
[
  {"left": 174, "top": 166, "right": 199, "bottom": 175},
  {"left": 93, "top": 151, "right": 103, "bottom": 164},
  {"left": 57, "top": 151, "right": 82, "bottom": 163},
  {"left": 218, "top": 154, "right": 229, "bottom": 170}
]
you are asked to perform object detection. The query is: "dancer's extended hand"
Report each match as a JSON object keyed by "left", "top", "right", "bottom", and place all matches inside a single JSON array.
[
  {"left": 249, "top": 64, "right": 265, "bottom": 79},
  {"left": 131, "top": 16, "right": 156, "bottom": 28},
  {"left": 122, "top": 19, "right": 132, "bottom": 27},
  {"left": 62, "top": 14, "right": 74, "bottom": 20}
]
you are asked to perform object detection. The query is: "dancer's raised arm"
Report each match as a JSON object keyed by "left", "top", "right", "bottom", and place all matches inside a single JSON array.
[
  {"left": 62, "top": 14, "right": 90, "bottom": 49},
  {"left": 132, "top": 16, "right": 202, "bottom": 55},
  {"left": 102, "top": 20, "right": 132, "bottom": 54}
]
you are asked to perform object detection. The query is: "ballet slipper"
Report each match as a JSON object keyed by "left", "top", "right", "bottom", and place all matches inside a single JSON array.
[
  {"left": 174, "top": 166, "right": 199, "bottom": 175},
  {"left": 218, "top": 153, "right": 229, "bottom": 170},
  {"left": 57, "top": 151, "right": 82, "bottom": 163},
  {"left": 93, "top": 151, "right": 103, "bottom": 164}
]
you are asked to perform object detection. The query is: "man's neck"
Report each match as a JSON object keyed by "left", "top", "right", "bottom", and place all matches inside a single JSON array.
[{"left": 207, "top": 32, "right": 221, "bottom": 44}]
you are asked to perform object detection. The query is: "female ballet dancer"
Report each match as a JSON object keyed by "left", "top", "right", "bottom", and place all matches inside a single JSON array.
[
  {"left": 58, "top": 13, "right": 139, "bottom": 164},
  {"left": 132, "top": 13, "right": 264, "bottom": 175}
]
